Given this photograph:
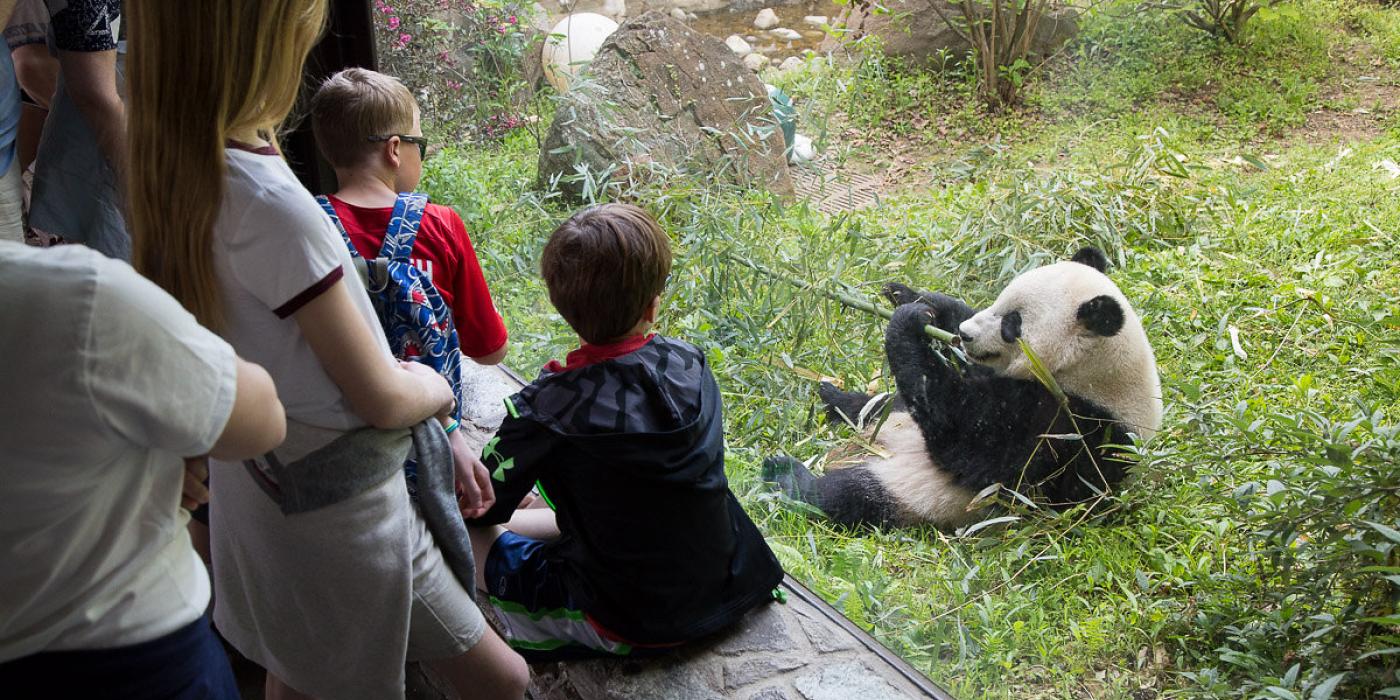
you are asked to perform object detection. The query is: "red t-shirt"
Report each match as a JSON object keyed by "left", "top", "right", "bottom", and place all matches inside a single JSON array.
[{"left": 327, "top": 195, "right": 508, "bottom": 359}]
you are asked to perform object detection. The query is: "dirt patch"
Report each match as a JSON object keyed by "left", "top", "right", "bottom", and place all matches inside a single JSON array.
[{"left": 1291, "top": 43, "right": 1399, "bottom": 144}]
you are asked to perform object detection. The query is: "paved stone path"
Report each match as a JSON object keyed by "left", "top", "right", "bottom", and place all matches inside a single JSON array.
[{"left": 452, "top": 363, "right": 956, "bottom": 700}]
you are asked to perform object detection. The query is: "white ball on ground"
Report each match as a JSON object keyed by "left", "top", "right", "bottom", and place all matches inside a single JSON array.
[
  {"left": 754, "top": 8, "right": 779, "bottom": 30},
  {"left": 725, "top": 35, "right": 753, "bottom": 57},
  {"left": 790, "top": 133, "right": 814, "bottom": 163},
  {"left": 542, "top": 13, "right": 619, "bottom": 92}
]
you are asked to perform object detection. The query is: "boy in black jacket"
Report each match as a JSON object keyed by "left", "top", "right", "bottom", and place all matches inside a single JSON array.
[{"left": 466, "top": 203, "right": 783, "bottom": 660}]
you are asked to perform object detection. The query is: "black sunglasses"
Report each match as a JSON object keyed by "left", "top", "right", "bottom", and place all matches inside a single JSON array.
[{"left": 367, "top": 134, "right": 428, "bottom": 159}]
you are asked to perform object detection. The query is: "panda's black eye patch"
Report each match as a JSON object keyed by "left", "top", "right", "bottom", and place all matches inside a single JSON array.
[
  {"left": 1077, "top": 295, "right": 1124, "bottom": 336},
  {"left": 1000, "top": 311, "right": 1022, "bottom": 343}
]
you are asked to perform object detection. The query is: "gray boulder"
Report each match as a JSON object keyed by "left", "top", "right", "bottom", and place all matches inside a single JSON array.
[
  {"left": 539, "top": 12, "right": 794, "bottom": 199},
  {"left": 820, "top": 0, "right": 1079, "bottom": 67}
]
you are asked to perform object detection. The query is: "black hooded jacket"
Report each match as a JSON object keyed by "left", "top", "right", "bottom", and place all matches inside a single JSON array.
[{"left": 468, "top": 335, "right": 784, "bottom": 644}]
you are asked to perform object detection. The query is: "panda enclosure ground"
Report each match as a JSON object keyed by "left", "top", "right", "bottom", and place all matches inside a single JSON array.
[{"left": 415, "top": 1, "right": 1400, "bottom": 697}]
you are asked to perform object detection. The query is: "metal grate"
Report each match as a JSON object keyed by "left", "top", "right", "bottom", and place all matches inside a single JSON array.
[{"left": 792, "top": 166, "right": 885, "bottom": 214}]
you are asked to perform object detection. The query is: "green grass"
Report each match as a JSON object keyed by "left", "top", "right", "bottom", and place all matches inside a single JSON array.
[{"left": 420, "top": 1, "right": 1400, "bottom": 696}]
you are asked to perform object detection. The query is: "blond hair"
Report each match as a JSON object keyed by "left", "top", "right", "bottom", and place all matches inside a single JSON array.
[
  {"left": 128, "top": 0, "right": 328, "bottom": 330},
  {"left": 310, "top": 68, "right": 418, "bottom": 168}
]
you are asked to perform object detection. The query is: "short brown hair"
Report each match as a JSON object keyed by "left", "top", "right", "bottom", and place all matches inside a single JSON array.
[
  {"left": 309, "top": 67, "right": 416, "bottom": 168},
  {"left": 541, "top": 204, "right": 672, "bottom": 345}
]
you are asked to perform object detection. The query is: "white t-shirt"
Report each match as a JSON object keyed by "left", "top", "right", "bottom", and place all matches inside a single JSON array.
[
  {"left": 0, "top": 241, "right": 237, "bottom": 661},
  {"left": 214, "top": 146, "right": 393, "bottom": 458}
]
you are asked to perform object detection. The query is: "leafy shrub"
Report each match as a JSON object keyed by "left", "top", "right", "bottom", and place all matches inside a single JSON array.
[
  {"left": 928, "top": 0, "right": 1065, "bottom": 110},
  {"left": 372, "top": 0, "right": 536, "bottom": 142},
  {"left": 1173, "top": 0, "right": 1282, "bottom": 43}
]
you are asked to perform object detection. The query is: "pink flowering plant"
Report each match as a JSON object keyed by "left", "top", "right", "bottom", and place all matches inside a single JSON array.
[{"left": 373, "top": 0, "right": 535, "bottom": 143}]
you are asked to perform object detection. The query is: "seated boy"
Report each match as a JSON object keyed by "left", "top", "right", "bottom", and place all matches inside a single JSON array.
[
  {"left": 310, "top": 67, "right": 509, "bottom": 515},
  {"left": 467, "top": 203, "right": 785, "bottom": 660}
]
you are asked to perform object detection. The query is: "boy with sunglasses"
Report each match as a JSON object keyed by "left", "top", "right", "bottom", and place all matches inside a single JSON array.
[{"left": 310, "top": 68, "right": 509, "bottom": 370}]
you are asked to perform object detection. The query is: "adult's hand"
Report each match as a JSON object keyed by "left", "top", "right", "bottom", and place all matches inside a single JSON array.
[{"left": 181, "top": 457, "right": 210, "bottom": 511}]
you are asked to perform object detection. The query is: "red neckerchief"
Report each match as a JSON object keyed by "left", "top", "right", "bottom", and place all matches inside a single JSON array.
[{"left": 544, "top": 333, "right": 654, "bottom": 373}]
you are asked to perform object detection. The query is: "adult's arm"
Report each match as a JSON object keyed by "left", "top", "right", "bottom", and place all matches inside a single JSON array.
[
  {"left": 47, "top": 0, "right": 124, "bottom": 181},
  {"left": 294, "top": 278, "right": 455, "bottom": 429},
  {"left": 56, "top": 48, "right": 124, "bottom": 183},
  {"left": 472, "top": 342, "right": 509, "bottom": 366},
  {"left": 208, "top": 358, "right": 286, "bottom": 460}
]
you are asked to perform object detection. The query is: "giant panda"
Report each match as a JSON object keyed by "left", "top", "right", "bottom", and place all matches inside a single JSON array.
[{"left": 763, "top": 247, "right": 1163, "bottom": 529}]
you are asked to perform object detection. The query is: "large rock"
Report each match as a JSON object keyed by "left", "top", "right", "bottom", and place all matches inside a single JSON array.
[
  {"left": 821, "top": 0, "right": 1079, "bottom": 66},
  {"left": 538, "top": 12, "right": 794, "bottom": 199}
]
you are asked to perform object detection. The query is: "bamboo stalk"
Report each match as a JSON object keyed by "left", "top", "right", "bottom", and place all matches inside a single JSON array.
[{"left": 720, "top": 251, "right": 958, "bottom": 344}]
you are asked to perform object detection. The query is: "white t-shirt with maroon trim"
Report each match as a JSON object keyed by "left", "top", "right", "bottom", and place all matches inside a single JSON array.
[{"left": 213, "top": 146, "right": 393, "bottom": 456}]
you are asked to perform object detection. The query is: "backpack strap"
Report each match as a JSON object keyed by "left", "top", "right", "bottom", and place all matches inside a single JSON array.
[
  {"left": 381, "top": 193, "right": 429, "bottom": 262},
  {"left": 315, "top": 195, "right": 362, "bottom": 260}
]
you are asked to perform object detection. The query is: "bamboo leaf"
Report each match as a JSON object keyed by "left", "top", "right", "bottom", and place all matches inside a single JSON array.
[
  {"left": 1018, "top": 338, "right": 1067, "bottom": 405},
  {"left": 958, "top": 515, "right": 1020, "bottom": 537}
]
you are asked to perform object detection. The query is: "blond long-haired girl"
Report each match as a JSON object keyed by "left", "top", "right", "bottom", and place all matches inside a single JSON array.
[{"left": 125, "top": 2, "right": 528, "bottom": 698}]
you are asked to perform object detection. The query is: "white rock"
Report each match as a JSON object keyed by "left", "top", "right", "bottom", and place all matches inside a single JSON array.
[
  {"left": 743, "top": 52, "right": 770, "bottom": 72},
  {"left": 542, "top": 13, "right": 619, "bottom": 92},
  {"left": 778, "top": 56, "right": 803, "bottom": 72},
  {"left": 803, "top": 15, "right": 828, "bottom": 26},
  {"left": 790, "top": 133, "right": 815, "bottom": 164},
  {"left": 753, "top": 8, "right": 779, "bottom": 30},
  {"left": 669, "top": 7, "right": 686, "bottom": 21},
  {"left": 725, "top": 34, "right": 753, "bottom": 57},
  {"left": 770, "top": 27, "right": 801, "bottom": 41},
  {"left": 686, "top": 12, "right": 698, "bottom": 21}
]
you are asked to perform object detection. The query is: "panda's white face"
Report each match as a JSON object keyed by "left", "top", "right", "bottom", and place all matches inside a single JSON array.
[
  {"left": 956, "top": 258, "right": 1163, "bottom": 438},
  {"left": 957, "top": 260, "right": 1124, "bottom": 377}
]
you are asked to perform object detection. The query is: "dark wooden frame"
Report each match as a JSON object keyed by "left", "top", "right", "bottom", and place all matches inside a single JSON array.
[{"left": 285, "top": 0, "right": 378, "bottom": 194}]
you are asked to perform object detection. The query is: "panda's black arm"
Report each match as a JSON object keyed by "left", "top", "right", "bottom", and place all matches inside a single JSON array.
[
  {"left": 882, "top": 283, "right": 978, "bottom": 333},
  {"left": 884, "top": 303, "right": 969, "bottom": 438}
]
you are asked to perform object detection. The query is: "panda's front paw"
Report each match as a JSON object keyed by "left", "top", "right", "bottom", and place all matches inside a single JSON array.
[
  {"left": 881, "top": 282, "right": 925, "bottom": 308},
  {"left": 889, "top": 302, "right": 937, "bottom": 338}
]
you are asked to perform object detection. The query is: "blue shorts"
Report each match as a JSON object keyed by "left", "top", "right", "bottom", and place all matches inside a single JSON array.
[
  {"left": 485, "top": 531, "right": 674, "bottom": 662},
  {"left": 0, "top": 613, "right": 239, "bottom": 699}
]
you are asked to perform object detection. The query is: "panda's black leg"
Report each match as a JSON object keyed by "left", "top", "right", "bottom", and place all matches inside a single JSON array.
[
  {"left": 763, "top": 455, "right": 820, "bottom": 503},
  {"left": 763, "top": 457, "right": 903, "bottom": 528},
  {"left": 818, "top": 381, "right": 885, "bottom": 427}
]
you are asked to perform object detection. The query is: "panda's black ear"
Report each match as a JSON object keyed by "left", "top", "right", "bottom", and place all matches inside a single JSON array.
[
  {"left": 1071, "top": 247, "right": 1109, "bottom": 273},
  {"left": 1077, "top": 295, "right": 1124, "bottom": 337}
]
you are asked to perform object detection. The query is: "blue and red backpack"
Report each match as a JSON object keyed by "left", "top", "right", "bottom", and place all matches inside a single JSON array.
[{"left": 317, "top": 193, "right": 464, "bottom": 492}]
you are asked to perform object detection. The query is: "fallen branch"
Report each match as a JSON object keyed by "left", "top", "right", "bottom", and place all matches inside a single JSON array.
[{"left": 719, "top": 251, "right": 958, "bottom": 344}]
